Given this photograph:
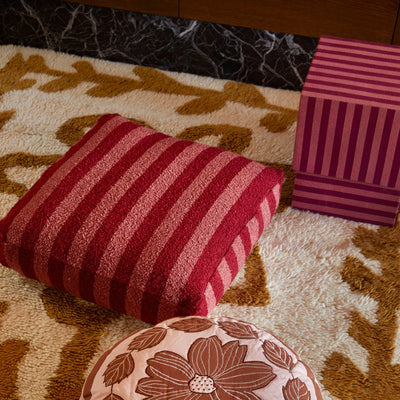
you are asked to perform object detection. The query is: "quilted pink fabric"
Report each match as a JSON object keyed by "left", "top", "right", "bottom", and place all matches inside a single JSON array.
[
  {"left": 0, "top": 114, "right": 283, "bottom": 323},
  {"left": 81, "top": 316, "right": 324, "bottom": 400}
]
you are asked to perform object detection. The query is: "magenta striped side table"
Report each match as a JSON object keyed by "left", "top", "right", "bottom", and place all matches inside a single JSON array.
[{"left": 292, "top": 35, "right": 400, "bottom": 226}]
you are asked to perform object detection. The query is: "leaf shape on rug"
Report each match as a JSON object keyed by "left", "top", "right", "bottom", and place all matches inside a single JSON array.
[
  {"left": 0, "top": 53, "right": 36, "bottom": 96},
  {"left": 176, "top": 94, "right": 227, "bottom": 115},
  {"left": 0, "top": 153, "right": 61, "bottom": 197},
  {"left": 260, "top": 109, "right": 298, "bottom": 133},
  {"left": 220, "top": 244, "right": 270, "bottom": 306},
  {"left": 322, "top": 223, "right": 400, "bottom": 398},
  {"left": 177, "top": 124, "right": 252, "bottom": 154},
  {"left": 0, "top": 301, "right": 30, "bottom": 400},
  {"left": 223, "top": 81, "right": 268, "bottom": 108}
]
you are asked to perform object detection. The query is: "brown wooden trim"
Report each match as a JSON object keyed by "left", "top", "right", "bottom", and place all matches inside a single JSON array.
[
  {"left": 391, "top": 1, "right": 400, "bottom": 44},
  {"left": 65, "top": 0, "right": 400, "bottom": 44},
  {"left": 180, "top": 0, "right": 399, "bottom": 44},
  {"left": 65, "top": 0, "right": 179, "bottom": 18}
]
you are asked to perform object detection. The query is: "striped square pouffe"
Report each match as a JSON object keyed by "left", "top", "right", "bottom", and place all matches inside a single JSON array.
[
  {"left": 292, "top": 35, "right": 400, "bottom": 226},
  {"left": 0, "top": 114, "right": 283, "bottom": 324}
]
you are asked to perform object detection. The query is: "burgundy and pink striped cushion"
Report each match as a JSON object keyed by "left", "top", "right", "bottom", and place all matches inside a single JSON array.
[{"left": 0, "top": 114, "right": 283, "bottom": 324}]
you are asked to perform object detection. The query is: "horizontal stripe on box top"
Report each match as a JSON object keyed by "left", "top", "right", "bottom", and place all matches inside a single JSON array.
[
  {"left": 294, "top": 184, "right": 399, "bottom": 208},
  {"left": 307, "top": 69, "right": 400, "bottom": 90},
  {"left": 295, "top": 172, "right": 400, "bottom": 197},
  {"left": 33, "top": 126, "right": 161, "bottom": 286},
  {"left": 292, "top": 194, "right": 397, "bottom": 218},
  {"left": 305, "top": 78, "right": 400, "bottom": 102},
  {"left": 317, "top": 43, "right": 400, "bottom": 61},
  {"left": 291, "top": 198, "right": 396, "bottom": 226},
  {"left": 312, "top": 54, "right": 400, "bottom": 74},
  {"left": 308, "top": 61, "right": 400, "bottom": 82},
  {"left": 76, "top": 138, "right": 194, "bottom": 303},
  {"left": 315, "top": 48, "right": 400, "bottom": 69},
  {"left": 16, "top": 119, "right": 137, "bottom": 279},
  {"left": 2, "top": 114, "right": 121, "bottom": 271},
  {"left": 320, "top": 36, "right": 400, "bottom": 56}
]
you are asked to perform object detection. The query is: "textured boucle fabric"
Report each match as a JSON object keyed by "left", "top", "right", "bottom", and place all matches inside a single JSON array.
[{"left": 0, "top": 114, "right": 283, "bottom": 324}]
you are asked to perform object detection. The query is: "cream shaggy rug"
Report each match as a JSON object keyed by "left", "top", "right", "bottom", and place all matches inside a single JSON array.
[{"left": 0, "top": 45, "right": 399, "bottom": 400}]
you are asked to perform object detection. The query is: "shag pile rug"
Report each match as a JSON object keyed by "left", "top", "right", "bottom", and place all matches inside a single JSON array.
[{"left": 0, "top": 45, "right": 399, "bottom": 400}]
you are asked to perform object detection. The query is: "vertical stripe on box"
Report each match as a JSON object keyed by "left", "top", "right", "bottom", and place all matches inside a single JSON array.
[
  {"left": 329, "top": 102, "right": 347, "bottom": 176},
  {"left": 358, "top": 107, "right": 379, "bottom": 182},
  {"left": 313, "top": 99, "right": 331, "bottom": 174},
  {"left": 373, "top": 109, "right": 395, "bottom": 184},
  {"left": 343, "top": 104, "right": 363, "bottom": 180},
  {"left": 320, "top": 100, "right": 340, "bottom": 177},
  {"left": 388, "top": 127, "right": 400, "bottom": 187},
  {"left": 299, "top": 97, "right": 316, "bottom": 171}
]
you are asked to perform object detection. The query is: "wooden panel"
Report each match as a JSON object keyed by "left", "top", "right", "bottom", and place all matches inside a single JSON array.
[
  {"left": 180, "top": 0, "right": 399, "bottom": 44},
  {"left": 65, "top": 0, "right": 179, "bottom": 17},
  {"left": 392, "top": 5, "right": 400, "bottom": 44}
]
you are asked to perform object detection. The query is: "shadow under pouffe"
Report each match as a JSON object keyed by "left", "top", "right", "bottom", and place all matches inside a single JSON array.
[{"left": 81, "top": 316, "right": 323, "bottom": 399}]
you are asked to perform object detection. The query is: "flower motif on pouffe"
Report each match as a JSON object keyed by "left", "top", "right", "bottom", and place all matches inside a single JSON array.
[{"left": 136, "top": 335, "right": 276, "bottom": 399}]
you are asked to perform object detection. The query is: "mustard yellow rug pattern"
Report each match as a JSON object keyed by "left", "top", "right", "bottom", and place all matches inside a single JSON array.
[{"left": 0, "top": 45, "right": 399, "bottom": 400}]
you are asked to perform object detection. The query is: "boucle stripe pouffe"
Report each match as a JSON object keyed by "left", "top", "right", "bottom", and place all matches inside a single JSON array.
[
  {"left": 81, "top": 316, "right": 323, "bottom": 400},
  {"left": 0, "top": 114, "right": 283, "bottom": 324}
]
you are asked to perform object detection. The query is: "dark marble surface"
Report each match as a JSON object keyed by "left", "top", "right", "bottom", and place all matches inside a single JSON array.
[{"left": 0, "top": 0, "right": 318, "bottom": 90}]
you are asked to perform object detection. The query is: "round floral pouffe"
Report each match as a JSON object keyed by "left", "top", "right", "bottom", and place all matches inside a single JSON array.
[{"left": 80, "top": 316, "right": 323, "bottom": 400}]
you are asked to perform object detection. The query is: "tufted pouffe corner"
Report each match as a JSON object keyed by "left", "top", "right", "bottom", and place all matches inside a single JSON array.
[{"left": 81, "top": 316, "right": 323, "bottom": 400}]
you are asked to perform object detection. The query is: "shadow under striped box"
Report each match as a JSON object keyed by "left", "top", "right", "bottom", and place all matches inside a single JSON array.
[{"left": 292, "top": 35, "right": 400, "bottom": 226}]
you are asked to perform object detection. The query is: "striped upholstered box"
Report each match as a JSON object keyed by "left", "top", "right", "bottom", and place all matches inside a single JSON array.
[{"left": 292, "top": 35, "right": 400, "bottom": 226}]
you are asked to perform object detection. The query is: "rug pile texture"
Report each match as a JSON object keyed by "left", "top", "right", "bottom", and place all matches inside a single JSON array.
[{"left": 0, "top": 45, "right": 399, "bottom": 400}]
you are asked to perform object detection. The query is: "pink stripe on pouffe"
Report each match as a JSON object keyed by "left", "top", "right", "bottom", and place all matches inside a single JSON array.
[
  {"left": 122, "top": 151, "right": 239, "bottom": 317},
  {"left": 90, "top": 144, "right": 218, "bottom": 309},
  {"left": 69, "top": 139, "right": 190, "bottom": 299},
  {"left": 32, "top": 127, "right": 153, "bottom": 284},
  {"left": 18, "top": 121, "right": 136, "bottom": 279},
  {"left": 176, "top": 175, "right": 279, "bottom": 318},
  {"left": 5, "top": 116, "right": 128, "bottom": 276},
  {"left": 155, "top": 161, "right": 261, "bottom": 316},
  {"left": 1, "top": 114, "right": 117, "bottom": 243},
  {"left": 153, "top": 164, "right": 269, "bottom": 322}
]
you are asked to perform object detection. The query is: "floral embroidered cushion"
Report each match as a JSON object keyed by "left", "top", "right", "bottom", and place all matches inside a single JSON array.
[
  {"left": 80, "top": 316, "right": 323, "bottom": 400},
  {"left": 0, "top": 114, "right": 284, "bottom": 324}
]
